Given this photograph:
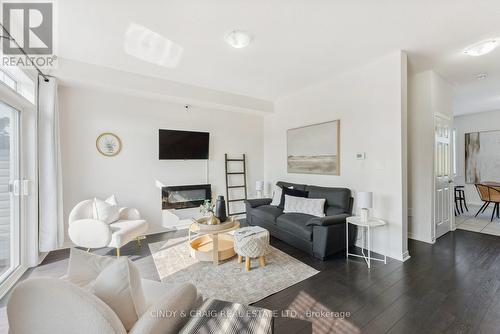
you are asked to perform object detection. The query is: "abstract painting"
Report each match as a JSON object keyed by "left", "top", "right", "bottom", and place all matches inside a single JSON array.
[
  {"left": 287, "top": 120, "right": 340, "bottom": 175},
  {"left": 465, "top": 130, "right": 500, "bottom": 183}
]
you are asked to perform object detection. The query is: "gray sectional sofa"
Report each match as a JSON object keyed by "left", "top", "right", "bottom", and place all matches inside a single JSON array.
[{"left": 245, "top": 181, "right": 357, "bottom": 260}]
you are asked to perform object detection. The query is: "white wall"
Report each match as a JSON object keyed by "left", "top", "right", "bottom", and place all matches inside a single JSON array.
[
  {"left": 407, "top": 70, "right": 453, "bottom": 243},
  {"left": 59, "top": 85, "right": 264, "bottom": 242},
  {"left": 263, "top": 51, "right": 409, "bottom": 261},
  {"left": 454, "top": 109, "right": 500, "bottom": 204}
]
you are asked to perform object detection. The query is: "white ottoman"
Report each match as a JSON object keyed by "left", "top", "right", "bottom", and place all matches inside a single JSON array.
[{"left": 233, "top": 226, "right": 270, "bottom": 271}]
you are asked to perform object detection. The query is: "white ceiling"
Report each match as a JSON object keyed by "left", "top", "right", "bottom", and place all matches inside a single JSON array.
[{"left": 57, "top": 0, "right": 500, "bottom": 112}]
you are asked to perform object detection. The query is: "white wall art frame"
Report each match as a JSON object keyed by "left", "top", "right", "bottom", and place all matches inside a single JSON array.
[{"left": 287, "top": 120, "right": 340, "bottom": 175}]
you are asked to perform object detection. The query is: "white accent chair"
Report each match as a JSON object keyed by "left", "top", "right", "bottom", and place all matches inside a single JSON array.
[{"left": 68, "top": 199, "right": 148, "bottom": 257}]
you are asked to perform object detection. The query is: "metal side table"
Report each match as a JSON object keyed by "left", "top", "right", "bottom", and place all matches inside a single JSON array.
[{"left": 346, "top": 216, "right": 387, "bottom": 268}]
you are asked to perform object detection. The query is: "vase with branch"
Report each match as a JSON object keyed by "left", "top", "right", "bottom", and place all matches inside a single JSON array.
[{"left": 199, "top": 200, "right": 220, "bottom": 225}]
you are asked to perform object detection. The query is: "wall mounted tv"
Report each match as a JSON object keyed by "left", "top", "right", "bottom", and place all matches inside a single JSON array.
[{"left": 159, "top": 129, "right": 209, "bottom": 160}]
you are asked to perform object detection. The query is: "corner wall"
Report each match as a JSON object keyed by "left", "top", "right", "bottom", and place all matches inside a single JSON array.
[
  {"left": 59, "top": 86, "right": 264, "bottom": 243},
  {"left": 407, "top": 70, "right": 453, "bottom": 243},
  {"left": 263, "top": 52, "right": 409, "bottom": 261}
]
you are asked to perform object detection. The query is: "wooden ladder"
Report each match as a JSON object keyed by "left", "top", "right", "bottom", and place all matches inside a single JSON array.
[{"left": 224, "top": 153, "right": 248, "bottom": 216}]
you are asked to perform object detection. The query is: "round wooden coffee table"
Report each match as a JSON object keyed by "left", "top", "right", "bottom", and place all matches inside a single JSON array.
[{"left": 188, "top": 220, "right": 240, "bottom": 265}]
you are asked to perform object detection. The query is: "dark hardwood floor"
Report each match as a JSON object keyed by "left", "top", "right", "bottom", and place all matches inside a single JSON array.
[{"left": 2, "top": 229, "right": 500, "bottom": 334}]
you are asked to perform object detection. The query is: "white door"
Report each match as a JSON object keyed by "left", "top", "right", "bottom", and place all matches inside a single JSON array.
[{"left": 434, "top": 115, "right": 453, "bottom": 240}]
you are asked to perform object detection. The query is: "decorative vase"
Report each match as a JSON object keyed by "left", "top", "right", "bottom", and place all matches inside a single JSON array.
[
  {"left": 207, "top": 212, "right": 220, "bottom": 225},
  {"left": 215, "top": 195, "right": 227, "bottom": 222}
]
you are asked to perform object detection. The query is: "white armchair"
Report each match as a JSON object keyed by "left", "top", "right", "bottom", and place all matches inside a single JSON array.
[
  {"left": 7, "top": 250, "right": 201, "bottom": 334},
  {"left": 68, "top": 199, "right": 148, "bottom": 256}
]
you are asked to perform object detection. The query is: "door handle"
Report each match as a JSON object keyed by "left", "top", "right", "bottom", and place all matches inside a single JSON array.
[{"left": 9, "top": 180, "right": 20, "bottom": 196}]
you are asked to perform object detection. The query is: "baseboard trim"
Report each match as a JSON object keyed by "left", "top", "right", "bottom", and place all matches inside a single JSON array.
[
  {"left": 401, "top": 251, "right": 411, "bottom": 262},
  {"left": 408, "top": 232, "right": 434, "bottom": 244}
]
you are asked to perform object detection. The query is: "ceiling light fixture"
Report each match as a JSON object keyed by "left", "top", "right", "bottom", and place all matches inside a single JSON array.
[
  {"left": 224, "top": 30, "right": 252, "bottom": 49},
  {"left": 463, "top": 39, "right": 498, "bottom": 56},
  {"left": 475, "top": 73, "right": 488, "bottom": 80}
]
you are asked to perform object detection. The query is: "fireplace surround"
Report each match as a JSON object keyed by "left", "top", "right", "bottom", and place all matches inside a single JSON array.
[{"left": 162, "top": 184, "right": 212, "bottom": 210}]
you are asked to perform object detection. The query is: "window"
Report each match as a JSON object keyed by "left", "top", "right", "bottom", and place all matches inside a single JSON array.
[{"left": 0, "top": 67, "right": 35, "bottom": 104}]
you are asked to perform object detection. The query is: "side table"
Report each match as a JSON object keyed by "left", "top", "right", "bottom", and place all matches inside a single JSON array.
[{"left": 346, "top": 216, "right": 387, "bottom": 268}]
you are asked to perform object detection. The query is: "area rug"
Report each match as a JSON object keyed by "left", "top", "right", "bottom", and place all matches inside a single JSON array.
[{"left": 148, "top": 234, "right": 319, "bottom": 305}]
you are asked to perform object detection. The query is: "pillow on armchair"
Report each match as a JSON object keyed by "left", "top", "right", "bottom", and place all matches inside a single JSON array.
[{"left": 93, "top": 197, "right": 120, "bottom": 224}]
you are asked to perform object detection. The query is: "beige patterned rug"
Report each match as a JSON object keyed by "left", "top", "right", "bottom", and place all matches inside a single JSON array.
[{"left": 148, "top": 234, "right": 319, "bottom": 305}]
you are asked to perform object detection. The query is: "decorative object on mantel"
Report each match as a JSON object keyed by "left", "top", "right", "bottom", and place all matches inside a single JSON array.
[
  {"left": 357, "top": 191, "right": 373, "bottom": 223},
  {"left": 96, "top": 132, "right": 122, "bottom": 157},
  {"left": 287, "top": 120, "right": 340, "bottom": 175},
  {"left": 215, "top": 195, "right": 227, "bottom": 222},
  {"left": 199, "top": 200, "right": 220, "bottom": 225}
]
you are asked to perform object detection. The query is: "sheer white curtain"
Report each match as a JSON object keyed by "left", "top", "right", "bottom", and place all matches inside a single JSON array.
[{"left": 38, "top": 76, "right": 64, "bottom": 252}]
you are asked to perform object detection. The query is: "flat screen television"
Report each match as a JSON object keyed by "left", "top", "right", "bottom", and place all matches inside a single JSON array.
[{"left": 159, "top": 129, "right": 209, "bottom": 160}]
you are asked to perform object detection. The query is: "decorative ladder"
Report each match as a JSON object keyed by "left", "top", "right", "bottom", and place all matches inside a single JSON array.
[{"left": 224, "top": 153, "right": 248, "bottom": 216}]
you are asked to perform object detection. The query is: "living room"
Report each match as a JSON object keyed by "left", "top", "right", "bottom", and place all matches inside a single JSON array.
[{"left": 1, "top": 1, "right": 500, "bottom": 334}]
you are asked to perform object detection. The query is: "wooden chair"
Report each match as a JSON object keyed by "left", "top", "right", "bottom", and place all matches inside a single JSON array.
[{"left": 474, "top": 184, "right": 500, "bottom": 222}]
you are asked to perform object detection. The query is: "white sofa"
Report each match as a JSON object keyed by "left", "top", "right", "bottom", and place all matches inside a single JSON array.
[
  {"left": 68, "top": 199, "right": 148, "bottom": 256},
  {"left": 7, "top": 249, "right": 200, "bottom": 334}
]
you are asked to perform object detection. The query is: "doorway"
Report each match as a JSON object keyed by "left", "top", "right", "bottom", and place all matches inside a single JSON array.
[{"left": 434, "top": 114, "right": 454, "bottom": 240}]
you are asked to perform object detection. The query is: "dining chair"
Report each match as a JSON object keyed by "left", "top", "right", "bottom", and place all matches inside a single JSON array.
[
  {"left": 454, "top": 185, "right": 468, "bottom": 215},
  {"left": 474, "top": 184, "right": 500, "bottom": 222}
]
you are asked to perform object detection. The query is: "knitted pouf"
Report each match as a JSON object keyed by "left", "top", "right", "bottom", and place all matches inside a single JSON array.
[{"left": 233, "top": 226, "right": 270, "bottom": 271}]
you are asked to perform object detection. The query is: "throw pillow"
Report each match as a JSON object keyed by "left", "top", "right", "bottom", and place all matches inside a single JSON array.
[
  {"left": 283, "top": 195, "right": 326, "bottom": 217},
  {"left": 92, "top": 257, "right": 147, "bottom": 331},
  {"left": 66, "top": 248, "right": 116, "bottom": 287},
  {"left": 106, "top": 194, "right": 118, "bottom": 206},
  {"left": 279, "top": 187, "right": 309, "bottom": 209},
  {"left": 93, "top": 197, "right": 120, "bottom": 224},
  {"left": 270, "top": 186, "right": 282, "bottom": 206}
]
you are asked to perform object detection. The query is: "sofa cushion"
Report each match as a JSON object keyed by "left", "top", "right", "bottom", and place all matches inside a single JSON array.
[
  {"left": 279, "top": 187, "right": 309, "bottom": 209},
  {"left": 130, "top": 282, "right": 198, "bottom": 334},
  {"left": 93, "top": 257, "right": 147, "bottom": 331},
  {"left": 284, "top": 195, "right": 326, "bottom": 217},
  {"left": 66, "top": 248, "right": 116, "bottom": 287},
  {"left": 250, "top": 205, "right": 283, "bottom": 223},
  {"left": 276, "top": 181, "right": 307, "bottom": 191},
  {"left": 306, "top": 185, "right": 351, "bottom": 215},
  {"left": 270, "top": 185, "right": 283, "bottom": 206},
  {"left": 276, "top": 213, "right": 315, "bottom": 241}
]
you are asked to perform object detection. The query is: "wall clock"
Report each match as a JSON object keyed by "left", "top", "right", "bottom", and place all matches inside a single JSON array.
[{"left": 96, "top": 133, "right": 122, "bottom": 157}]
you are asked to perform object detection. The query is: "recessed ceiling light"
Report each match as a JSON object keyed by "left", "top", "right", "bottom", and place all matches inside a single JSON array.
[
  {"left": 475, "top": 73, "right": 488, "bottom": 80},
  {"left": 463, "top": 39, "right": 498, "bottom": 56},
  {"left": 224, "top": 30, "right": 252, "bottom": 49}
]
